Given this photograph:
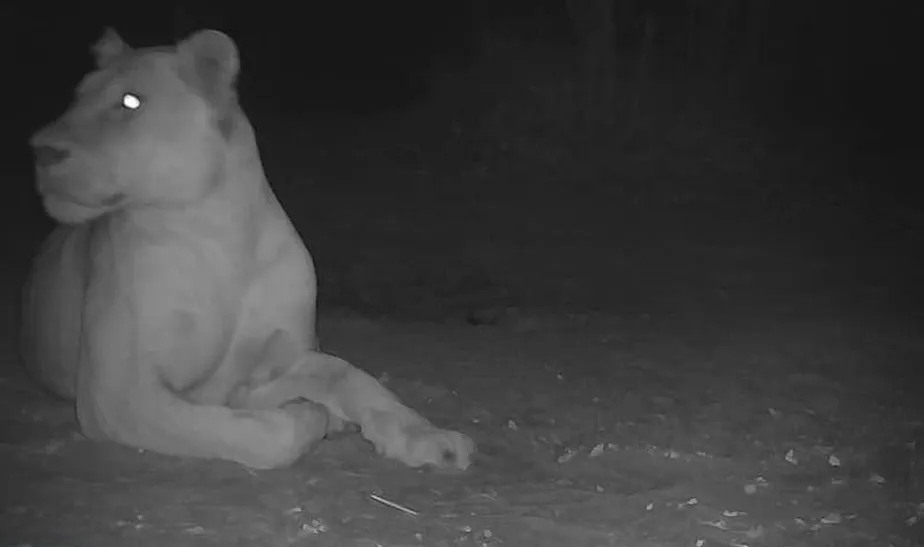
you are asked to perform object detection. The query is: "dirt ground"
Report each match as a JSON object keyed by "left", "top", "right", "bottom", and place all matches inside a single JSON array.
[{"left": 2, "top": 209, "right": 922, "bottom": 546}]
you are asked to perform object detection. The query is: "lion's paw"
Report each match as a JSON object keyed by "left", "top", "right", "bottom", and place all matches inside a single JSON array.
[
  {"left": 394, "top": 423, "right": 475, "bottom": 471},
  {"left": 281, "top": 400, "right": 331, "bottom": 454},
  {"left": 324, "top": 412, "right": 357, "bottom": 439},
  {"left": 363, "top": 410, "right": 476, "bottom": 471}
]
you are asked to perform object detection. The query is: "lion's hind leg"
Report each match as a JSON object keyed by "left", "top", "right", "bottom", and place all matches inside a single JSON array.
[
  {"left": 237, "top": 350, "right": 475, "bottom": 471},
  {"left": 21, "top": 226, "right": 90, "bottom": 400}
]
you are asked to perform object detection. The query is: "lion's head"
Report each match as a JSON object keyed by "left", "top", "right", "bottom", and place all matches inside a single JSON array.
[{"left": 30, "top": 29, "right": 244, "bottom": 224}]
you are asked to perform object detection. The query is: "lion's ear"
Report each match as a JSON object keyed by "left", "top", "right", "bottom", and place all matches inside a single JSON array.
[
  {"left": 176, "top": 30, "right": 240, "bottom": 106},
  {"left": 93, "top": 28, "right": 129, "bottom": 68}
]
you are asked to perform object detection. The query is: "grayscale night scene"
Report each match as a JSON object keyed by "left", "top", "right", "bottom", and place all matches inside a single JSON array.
[{"left": 1, "top": 1, "right": 919, "bottom": 545}]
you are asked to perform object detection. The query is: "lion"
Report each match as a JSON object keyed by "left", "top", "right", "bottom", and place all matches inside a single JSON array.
[{"left": 20, "top": 28, "right": 475, "bottom": 471}]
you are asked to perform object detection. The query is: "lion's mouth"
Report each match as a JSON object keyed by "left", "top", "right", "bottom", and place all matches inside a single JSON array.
[
  {"left": 44, "top": 190, "right": 125, "bottom": 210},
  {"left": 36, "top": 170, "right": 125, "bottom": 209},
  {"left": 39, "top": 177, "right": 127, "bottom": 224},
  {"left": 41, "top": 194, "right": 102, "bottom": 224}
]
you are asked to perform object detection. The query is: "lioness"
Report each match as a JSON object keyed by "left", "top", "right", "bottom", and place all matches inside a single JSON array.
[{"left": 21, "top": 29, "right": 475, "bottom": 471}]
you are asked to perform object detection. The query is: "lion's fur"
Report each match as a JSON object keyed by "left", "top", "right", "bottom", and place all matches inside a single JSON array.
[{"left": 21, "top": 29, "right": 474, "bottom": 471}]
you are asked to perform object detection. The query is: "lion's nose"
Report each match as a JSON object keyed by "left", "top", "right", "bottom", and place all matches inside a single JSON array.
[{"left": 33, "top": 144, "right": 71, "bottom": 168}]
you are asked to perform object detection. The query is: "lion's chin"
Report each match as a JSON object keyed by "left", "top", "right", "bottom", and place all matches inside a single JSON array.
[{"left": 42, "top": 195, "right": 110, "bottom": 224}]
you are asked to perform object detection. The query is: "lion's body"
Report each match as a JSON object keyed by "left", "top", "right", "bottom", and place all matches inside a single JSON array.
[{"left": 21, "top": 29, "right": 474, "bottom": 471}]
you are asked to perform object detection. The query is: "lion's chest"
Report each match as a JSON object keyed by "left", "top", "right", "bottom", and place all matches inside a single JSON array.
[
  {"left": 154, "top": 276, "right": 240, "bottom": 390},
  {"left": 83, "top": 210, "right": 316, "bottom": 400},
  {"left": 90, "top": 230, "right": 250, "bottom": 392}
]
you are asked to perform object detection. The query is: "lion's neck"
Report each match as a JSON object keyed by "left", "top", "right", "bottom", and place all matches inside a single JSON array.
[{"left": 101, "top": 170, "right": 275, "bottom": 265}]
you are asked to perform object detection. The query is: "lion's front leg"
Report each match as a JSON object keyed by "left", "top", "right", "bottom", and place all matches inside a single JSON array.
[
  {"left": 77, "top": 377, "right": 332, "bottom": 470},
  {"left": 237, "top": 346, "right": 475, "bottom": 471}
]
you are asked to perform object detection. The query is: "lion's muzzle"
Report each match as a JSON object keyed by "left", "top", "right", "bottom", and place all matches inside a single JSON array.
[
  {"left": 33, "top": 144, "right": 71, "bottom": 169},
  {"left": 30, "top": 130, "right": 76, "bottom": 197}
]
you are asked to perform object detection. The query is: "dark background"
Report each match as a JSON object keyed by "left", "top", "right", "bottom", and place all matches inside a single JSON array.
[{"left": 1, "top": 0, "right": 920, "bottom": 324}]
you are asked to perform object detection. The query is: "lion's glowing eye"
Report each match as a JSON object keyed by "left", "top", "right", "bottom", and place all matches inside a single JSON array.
[{"left": 120, "top": 93, "right": 142, "bottom": 110}]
